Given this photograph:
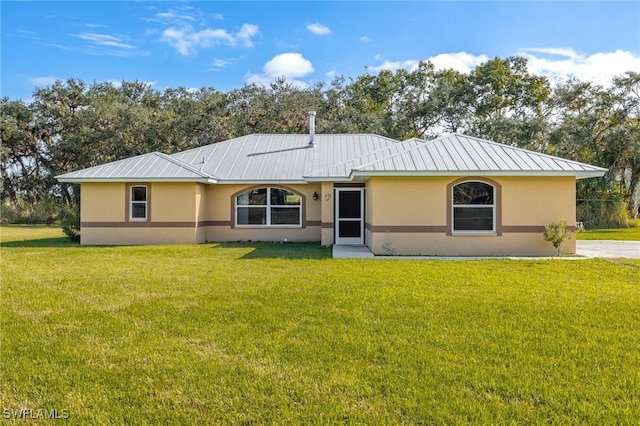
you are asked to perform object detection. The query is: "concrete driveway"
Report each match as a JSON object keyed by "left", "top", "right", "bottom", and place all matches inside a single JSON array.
[
  {"left": 576, "top": 240, "right": 640, "bottom": 258},
  {"left": 333, "top": 241, "right": 640, "bottom": 259}
]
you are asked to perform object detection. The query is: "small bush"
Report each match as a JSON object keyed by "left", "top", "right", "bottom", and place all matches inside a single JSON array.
[
  {"left": 543, "top": 219, "right": 572, "bottom": 256},
  {"left": 61, "top": 211, "right": 81, "bottom": 243}
]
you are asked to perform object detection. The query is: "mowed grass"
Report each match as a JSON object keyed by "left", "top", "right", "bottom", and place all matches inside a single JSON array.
[
  {"left": 577, "top": 225, "right": 640, "bottom": 241},
  {"left": 1, "top": 226, "right": 639, "bottom": 424}
]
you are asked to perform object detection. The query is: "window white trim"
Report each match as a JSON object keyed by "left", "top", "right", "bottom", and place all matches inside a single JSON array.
[
  {"left": 451, "top": 182, "right": 495, "bottom": 234},
  {"left": 235, "top": 187, "right": 302, "bottom": 228},
  {"left": 129, "top": 185, "right": 148, "bottom": 221}
]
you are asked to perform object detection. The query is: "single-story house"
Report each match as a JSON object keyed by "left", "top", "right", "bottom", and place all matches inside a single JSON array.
[{"left": 57, "top": 113, "right": 607, "bottom": 256}]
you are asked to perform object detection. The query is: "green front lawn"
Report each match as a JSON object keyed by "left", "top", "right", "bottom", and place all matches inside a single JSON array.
[
  {"left": 577, "top": 225, "right": 640, "bottom": 240},
  {"left": 2, "top": 226, "right": 639, "bottom": 424}
]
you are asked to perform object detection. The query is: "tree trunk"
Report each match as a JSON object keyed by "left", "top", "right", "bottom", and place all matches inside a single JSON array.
[{"left": 628, "top": 173, "right": 639, "bottom": 220}]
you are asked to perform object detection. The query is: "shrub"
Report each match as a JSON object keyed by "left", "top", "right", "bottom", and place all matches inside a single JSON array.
[
  {"left": 543, "top": 219, "right": 572, "bottom": 256},
  {"left": 62, "top": 211, "right": 81, "bottom": 243}
]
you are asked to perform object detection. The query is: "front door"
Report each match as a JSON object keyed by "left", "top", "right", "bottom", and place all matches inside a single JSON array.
[{"left": 335, "top": 188, "right": 364, "bottom": 245}]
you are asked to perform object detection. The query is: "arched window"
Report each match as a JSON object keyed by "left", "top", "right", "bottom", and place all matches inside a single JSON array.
[
  {"left": 235, "top": 187, "right": 302, "bottom": 226},
  {"left": 452, "top": 181, "right": 495, "bottom": 232}
]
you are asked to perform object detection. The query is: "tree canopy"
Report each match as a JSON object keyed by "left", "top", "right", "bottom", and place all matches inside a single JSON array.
[{"left": 1, "top": 56, "right": 638, "bottom": 224}]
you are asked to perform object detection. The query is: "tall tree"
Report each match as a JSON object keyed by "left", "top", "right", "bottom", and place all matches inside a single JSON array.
[
  {"left": 0, "top": 98, "right": 50, "bottom": 205},
  {"left": 468, "top": 56, "right": 551, "bottom": 151},
  {"left": 611, "top": 71, "right": 640, "bottom": 218}
]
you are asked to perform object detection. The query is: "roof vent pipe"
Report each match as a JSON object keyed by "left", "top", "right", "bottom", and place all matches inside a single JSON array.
[{"left": 308, "top": 111, "right": 316, "bottom": 147}]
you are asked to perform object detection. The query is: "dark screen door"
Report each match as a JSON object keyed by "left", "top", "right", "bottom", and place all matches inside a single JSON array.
[{"left": 336, "top": 189, "right": 364, "bottom": 244}]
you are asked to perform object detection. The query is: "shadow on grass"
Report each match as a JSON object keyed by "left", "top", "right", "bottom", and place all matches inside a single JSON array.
[
  {"left": 213, "top": 242, "right": 331, "bottom": 260},
  {"left": 0, "top": 237, "right": 78, "bottom": 248}
]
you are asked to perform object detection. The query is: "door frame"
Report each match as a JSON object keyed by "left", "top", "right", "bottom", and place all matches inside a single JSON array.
[{"left": 335, "top": 188, "right": 365, "bottom": 245}]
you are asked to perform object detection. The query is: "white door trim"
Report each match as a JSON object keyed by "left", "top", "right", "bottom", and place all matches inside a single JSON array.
[{"left": 335, "top": 188, "right": 364, "bottom": 245}]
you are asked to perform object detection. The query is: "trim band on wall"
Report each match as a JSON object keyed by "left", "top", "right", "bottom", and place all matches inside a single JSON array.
[
  {"left": 365, "top": 223, "right": 447, "bottom": 233},
  {"left": 82, "top": 221, "right": 195, "bottom": 228}
]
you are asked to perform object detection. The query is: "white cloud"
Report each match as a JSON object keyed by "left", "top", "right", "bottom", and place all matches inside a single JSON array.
[
  {"left": 152, "top": 6, "right": 259, "bottom": 55},
  {"left": 29, "top": 76, "right": 58, "bottom": 87},
  {"left": 360, "top": 35, "right": 372, "bottom": 42},
  {"left": 521, "top": 47, "right": 580, "bottom": 60},
  {"left": 264, "top": 53, "right": 314, "bottom": 78},
  {"left": 106, "top": 80, "right": 157, "bottom": 89},
  {"left": 212, "top": 58, "right": 229, "bottom": 68},
  {"left": 520, "top": 48, "right": 640, "bottom": 87},
  {"left": 237, "top": 24, "right": 259, "bottom": 47},
  {"left": 306, "top": 23, "right": 331, "bottom": 36},
  {"left": 368, "top": 59, "right": 420, "bottom": 73},
  {"left": 427, "top": 52, "right": 490, "bottom": 74},
  {"left": 245, "top": 53, "right": 314, "bottom": 87},
  {"left": 160, "top": 24, "right": 259, "bottom": 55},
  {"left": 47, "top": 43, "right": 72, "bottom": 51},
  {"left": 369, "top": 52, "right": 490, "bottom": 74},
  {"left": 325, "top": 70, "right": 337, "bottom": 78},
  {"left": 161, "top": 27, "right": 233, "bottom": 55},
  {"left": 365, "top": 50, "right": 640, "bottom": 88},
  {"left": 15, "top": 29, "right": 40, "bottom": 40},
  {"left": 153, "top": 7, "right": 202, "bottom": 25},
  {"left": 72, "top": 32, "right": 135, "bottom": 50},
  {"left": 210, "top": 57, "right": 237, "bottom": 70}
]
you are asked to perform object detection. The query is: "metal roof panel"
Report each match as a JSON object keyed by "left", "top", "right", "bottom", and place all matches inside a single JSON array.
[
  {"left": 56, "top": 152, "right": 213, "bottom": 182},
  {"left": 58, "top": 132, "right": 607, "bottom": 183}
]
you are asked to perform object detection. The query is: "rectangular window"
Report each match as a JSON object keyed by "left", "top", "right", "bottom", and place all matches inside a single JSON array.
[
  {"left": 130, "top": 186, "right": 147, "bottom": 220},
  {"left": 237, "top": 206, "right": 267, "bottom": 225},
  {"left": 453, "top": 206, "right": 494, "bottom": 231},
  {"left": 270, "top": 207, "right": 300, "bottom": 225}
]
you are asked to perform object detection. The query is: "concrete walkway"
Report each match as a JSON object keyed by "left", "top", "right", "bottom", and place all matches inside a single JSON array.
[
  {"left": 333, "top": 241, "right": 640, "bottom": 259},
  {"left": 332, "top": 245, "right": 375, "bottom": 258}
]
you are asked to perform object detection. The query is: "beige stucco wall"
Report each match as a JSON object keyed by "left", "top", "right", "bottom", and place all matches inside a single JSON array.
[
  {"left": 195, "top": 183, "right": 207, "bottom": 243},
  {"left": 366, "top": 176, "right": 450, "bottom": 225},
  {"left": 80, "top": 182, "right": 203, "bottom": 245},
  {"left": 201, "top": 183, "right": 323, "bottom": 243},
  {"left": 151, "top": 182, "right": 199, "bottom": 222},
  {"left": 81, "top": 227, "right": 201, "bottom": 245},
  {"left": 370, "top": 233, "right": 559, "bottom": 256},
  {"left": 366, "top": 176, "right": 577, "bottom": 256},
  {"left": 79, "top": 175, "right": 578, "bottom": 255},
  {"left": 81, "top": 183, "right": 125, "bottom": 223},
  {"left": 501, "top": 177, "right": 575, "bottom": 227},
  {"left": 320, "top": 181, "right": 335, "bottom": 246}
]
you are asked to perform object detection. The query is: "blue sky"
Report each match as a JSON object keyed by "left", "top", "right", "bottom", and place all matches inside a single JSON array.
[{"left": 2, "top": 1, "right": 639, "bottom": 100}]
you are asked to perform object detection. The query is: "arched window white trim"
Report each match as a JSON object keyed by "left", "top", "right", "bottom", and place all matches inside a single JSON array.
[
  {"left": 235, "top": 187, "right": 302, "bottom": 227},
  {"left": 452, "top": 181, "right": 495, "bottom": 233}
]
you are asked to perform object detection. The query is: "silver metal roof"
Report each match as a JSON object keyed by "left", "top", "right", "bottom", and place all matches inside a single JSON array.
[
  {"left": 57, "top": 133, "right": 607, "bottom": 183},
  {"left": 56, "top": 151, "right": 214, "bottom": 183},
  {"left": 170, "top": 134, "right": 399, "bottom": 183},
  {"left": 306, "top": 133, "right": 608, "bottom": 180}
]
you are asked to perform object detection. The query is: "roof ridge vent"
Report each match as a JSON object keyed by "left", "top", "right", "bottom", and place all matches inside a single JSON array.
[{"left": 308, "top": 111, "right": 316, "bottom": 147}]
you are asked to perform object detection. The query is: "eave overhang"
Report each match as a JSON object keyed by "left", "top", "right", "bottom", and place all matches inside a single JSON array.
[
  {"left": 303, "top": 169, "right": 607, "bottom": 182},
  {"left": 214, "top": 179, "right": 308, "bottom": 185},
  {"left": 56, "top": 177, "right": 218, "bottom": 184}
]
